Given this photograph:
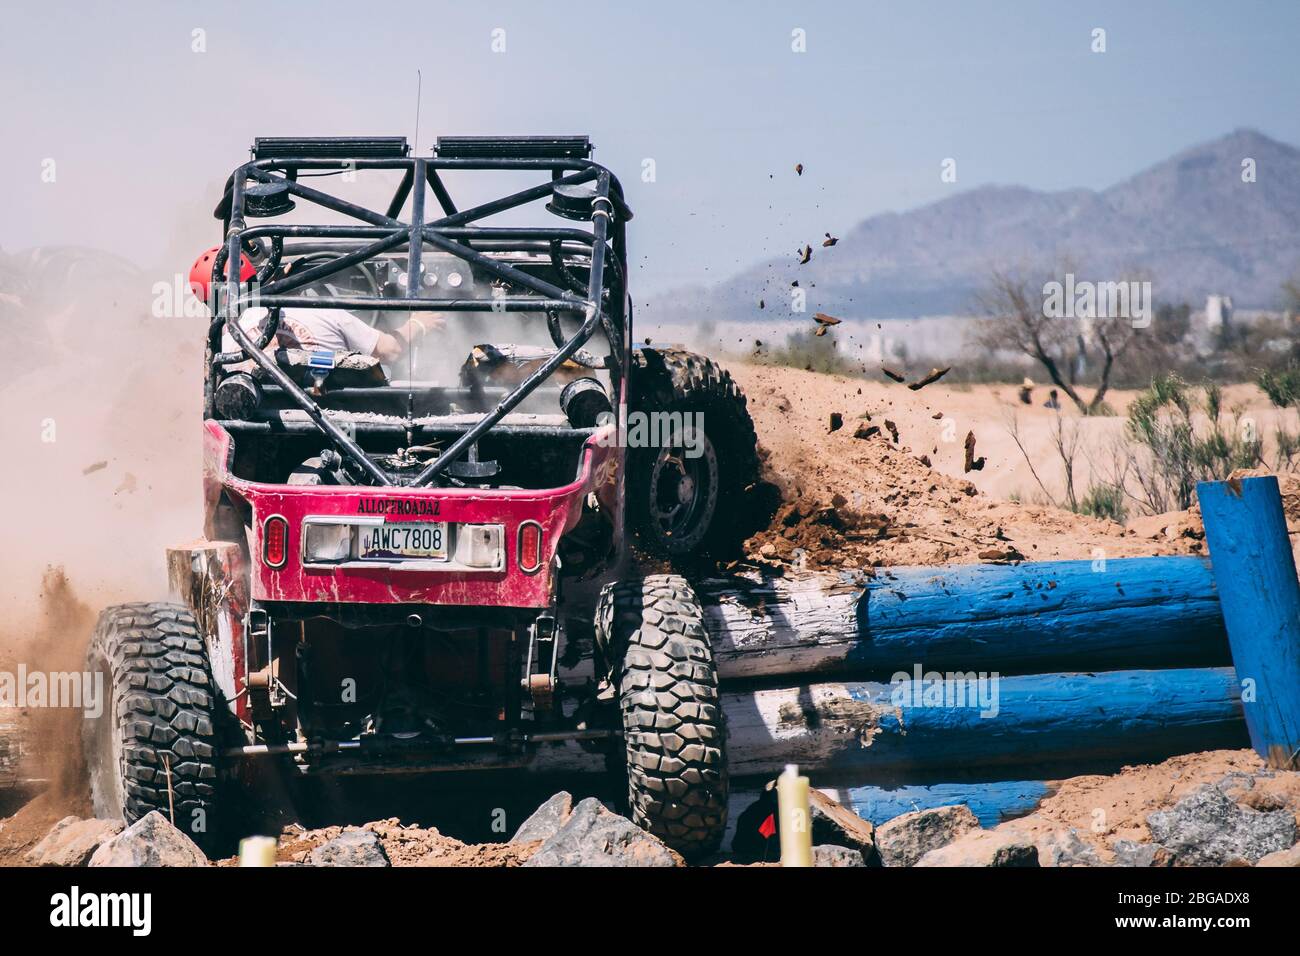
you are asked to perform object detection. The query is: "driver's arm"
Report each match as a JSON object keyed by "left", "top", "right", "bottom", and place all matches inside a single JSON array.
[{"left": 371, "top": 315, "right": 444, "bottom": 363}]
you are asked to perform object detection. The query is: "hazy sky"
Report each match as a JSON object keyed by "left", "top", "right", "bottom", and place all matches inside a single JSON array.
[{"left": 3, "top": 1, "right": 1299, "bottom": 294}]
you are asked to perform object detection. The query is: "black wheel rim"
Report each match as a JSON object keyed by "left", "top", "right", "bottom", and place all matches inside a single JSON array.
[{"left": 647, "top": 433, "right": 719, "bottom": 550}]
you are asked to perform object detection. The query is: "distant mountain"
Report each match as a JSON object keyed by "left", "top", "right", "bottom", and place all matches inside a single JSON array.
[{"left": 651, "top": 129, "right": 1300, "bottom": 321}]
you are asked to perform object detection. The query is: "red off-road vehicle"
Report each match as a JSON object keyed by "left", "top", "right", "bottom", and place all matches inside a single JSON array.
[{"left": 82, "top": 136, "right": 758, "bottom": 858}]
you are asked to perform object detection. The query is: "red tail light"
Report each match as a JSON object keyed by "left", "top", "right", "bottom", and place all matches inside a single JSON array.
[
  {"left": 518, "top": 521, "right": 543, "bottom": 574},
  {"left": 263, "top": 515, "right": 288, "bottom": 569}
]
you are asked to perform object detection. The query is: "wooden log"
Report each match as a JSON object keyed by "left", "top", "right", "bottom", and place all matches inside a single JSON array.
[
  {"left": 166, "top": 540, "right": 250, "bottom": 722},
  {"left": 490, "top": 666, "right": 1246, "bottom": 780},
  {"left": 1197, "top": 476, "right": 1300, "bottom": 768},
  {"left": 719, "top": 667, "right": 1245, "bottom": 778},
  {"left": 695, "top": 556, "right": 1230, "bottom": 681},
  {"left": 823, "top": 779, "right": 1055, "bottom": 828}
]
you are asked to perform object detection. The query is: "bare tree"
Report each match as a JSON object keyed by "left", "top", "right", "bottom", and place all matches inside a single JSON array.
[
  {"left": 1003, "top": 407, "right": 1082, "bottom": 511},
  {"left": 972, "top": 269, "right": 1150, "bottom": 415}
]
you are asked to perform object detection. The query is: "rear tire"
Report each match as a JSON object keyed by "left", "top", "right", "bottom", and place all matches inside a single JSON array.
[
  {"left": 596, "top": 575, "right": 728, "bottom": 858},
  {"left": 83, "top": 603, "right": 223, "bottom": 852},
  {"left": 628, "top": 348, "right": 759, "bottom": 557}
]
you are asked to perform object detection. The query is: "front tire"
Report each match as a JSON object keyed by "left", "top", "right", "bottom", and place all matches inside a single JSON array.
[
  {"left": 83, "top": 603, "right": 223, "bottom": 851},
  {"left": 596, "top": 575, "right": 728, "bottom": 858}
]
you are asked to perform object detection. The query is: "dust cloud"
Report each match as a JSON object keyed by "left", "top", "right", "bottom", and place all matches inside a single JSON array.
[{"left": 0, "top": 248, "right": 203, "bottom": 642}]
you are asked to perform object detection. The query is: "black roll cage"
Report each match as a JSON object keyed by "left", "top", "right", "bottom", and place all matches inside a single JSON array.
[{"left": 205, "top": 136, "right": 630, "bottom": 488}]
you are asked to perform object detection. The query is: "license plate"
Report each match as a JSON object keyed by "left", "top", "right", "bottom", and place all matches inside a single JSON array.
[{"left": 358, "top": 522, "right": 449, "bottom": 560}]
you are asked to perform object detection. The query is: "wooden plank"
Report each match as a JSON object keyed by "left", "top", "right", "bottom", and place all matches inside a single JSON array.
[
  {"left": 694, "top": 556, "right": 1230, "bottom": 681},
  {"left": 1197, "top": 476, "right": 1300, "bottom": 768}
]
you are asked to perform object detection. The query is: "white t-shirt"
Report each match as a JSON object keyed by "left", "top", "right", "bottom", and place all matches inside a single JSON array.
[{"left": 221, "top": 307, "right": 382, "bottom": 356}]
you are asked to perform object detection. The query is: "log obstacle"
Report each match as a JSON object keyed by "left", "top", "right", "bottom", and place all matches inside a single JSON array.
[
  {"left": 539, "top": 555, "right": 1249, "bottom": 791},
  {"left": 496, "top": 665, "right": 1247, "bottom": 780},
  {"left": 1198, "top": 476, "right": 1300, "bottom": 769},
  {"left": 694, "top": 556, "right": 1229, "bottom": 681},
  {"left": 717, "top": 667, "right": 1246, "bottom": 777}
]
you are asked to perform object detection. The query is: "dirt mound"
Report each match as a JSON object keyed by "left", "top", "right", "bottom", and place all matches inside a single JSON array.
[
  {"left": 0, "top": 789, "right": 91, "bottom": 866},
  {"left": 731, "top": 364, "right": 1196, "bottom": 571},
  {"left": 225, "top": 818, "right": 539, "bottom": 868},
  {"left": 995, "top": 748, "right": 1300, "bottom": 862}
]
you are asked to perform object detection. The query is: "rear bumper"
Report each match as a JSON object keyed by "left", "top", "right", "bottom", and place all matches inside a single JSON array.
[{"left": 203, "top": 420, "right": 618, "bottom": 608}]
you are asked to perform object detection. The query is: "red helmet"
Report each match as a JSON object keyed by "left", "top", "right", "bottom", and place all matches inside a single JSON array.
[{"left": 188, "top": 246, "right": 256, "bottom": 302}]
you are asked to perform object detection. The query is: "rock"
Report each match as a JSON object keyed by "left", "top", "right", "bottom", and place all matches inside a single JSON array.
[
  {"left": 809, "top": 790, "right": 880, "bottom": 865},
  {"left": 813, "top": 844, "right": 865, "bottom": 867},
  {"left": 1035, "top": 828, "right": 1101, "bottom": 867},
  {"left": 876, "top": 804, "right": 979, "bottom": 867},
  {"left": 1146, "top": 784, "right": 1296, "bottom": 866},
  {"left": 914, "top": 829, "right": 1040, "bottom": 867},
  {"left": 1214, "top": 772, "right": 1257, "bottom": 803},
  {"left": 523, "top": 798, "right": 683, "bottom": 867},
  {"left": 1127, "top": 513, "right": 1177, "bottom": 540},
  {"left": 307, "top": 829, "right": 391, "bottom": 867},
  {"left": 26, "top": 816, "right": 123, "bottom": 867},
  {"left": 88, "top": 811, "right": 209, "bottom": 867},
  {"left": 511, "top": 791, "right": 573, "bottom": 844},
  {"left": 1110, "top": 839, "right": 1175, "bottom": 868},
  {"left": 1256, "top": 844, "right": 1300, "bottom": 867}
]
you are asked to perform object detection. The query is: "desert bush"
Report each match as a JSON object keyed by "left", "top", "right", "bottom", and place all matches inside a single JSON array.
[
  {"left": 1079, "top": 482, "right": 1126, "bottom": 523},
  {"left": 1257, "top": 364, "right": 1300, "bottom": 469},
  {"left": 1122, "top": 374, "right": 1261, "bottom": 512}
]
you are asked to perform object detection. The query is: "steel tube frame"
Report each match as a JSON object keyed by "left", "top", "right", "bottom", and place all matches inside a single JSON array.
[{"left": 211, "top": 149, "right": 626, "bottom": 486}]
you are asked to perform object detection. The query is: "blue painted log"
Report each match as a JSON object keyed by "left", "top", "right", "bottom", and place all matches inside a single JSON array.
[
  {"left": 698, "top": 556, "right": 1230, "bottom": 680},
  {"left": 1197, "top": 476, "right": 1300, "bottom": 768},
  {"left": 821, "top": 780, "right": 1053, "bottom": 829},
  {"left": 721, "top": 667, "right": 1247, "bottom": 777}
]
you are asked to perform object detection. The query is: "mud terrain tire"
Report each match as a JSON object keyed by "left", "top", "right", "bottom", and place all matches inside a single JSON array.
[
  {"left": 596, "top": 574, "right": 728, "bottom": 858},
  {"left": 628, "top": 348, "right": 759, "bottom": 557},
  {"left": 83, "top": 603, "right": 222, "bottom": 850}
]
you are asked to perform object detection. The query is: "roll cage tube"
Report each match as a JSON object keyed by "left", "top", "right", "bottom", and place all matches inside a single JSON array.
[{"left": 211, "top": 143, "right": 629, "bottom": 487}]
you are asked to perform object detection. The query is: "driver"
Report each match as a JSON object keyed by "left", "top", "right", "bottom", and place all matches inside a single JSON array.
[{"left": 190, "top": 246, "right": 443, "bottom": 363}]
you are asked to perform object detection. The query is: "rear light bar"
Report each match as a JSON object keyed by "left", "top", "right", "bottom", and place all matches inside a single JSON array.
[
  {"left": 518, "top": 521, "right": 543, "bottom": 574},
  {"left": 262, "top": 515, "right": 288, "bottom": 569},
  {"left": 252, "top": 136, "right": 409, "bottom": 160},
  {"left": 435, "top": 135, "right": 592, "bottom": 159}
]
